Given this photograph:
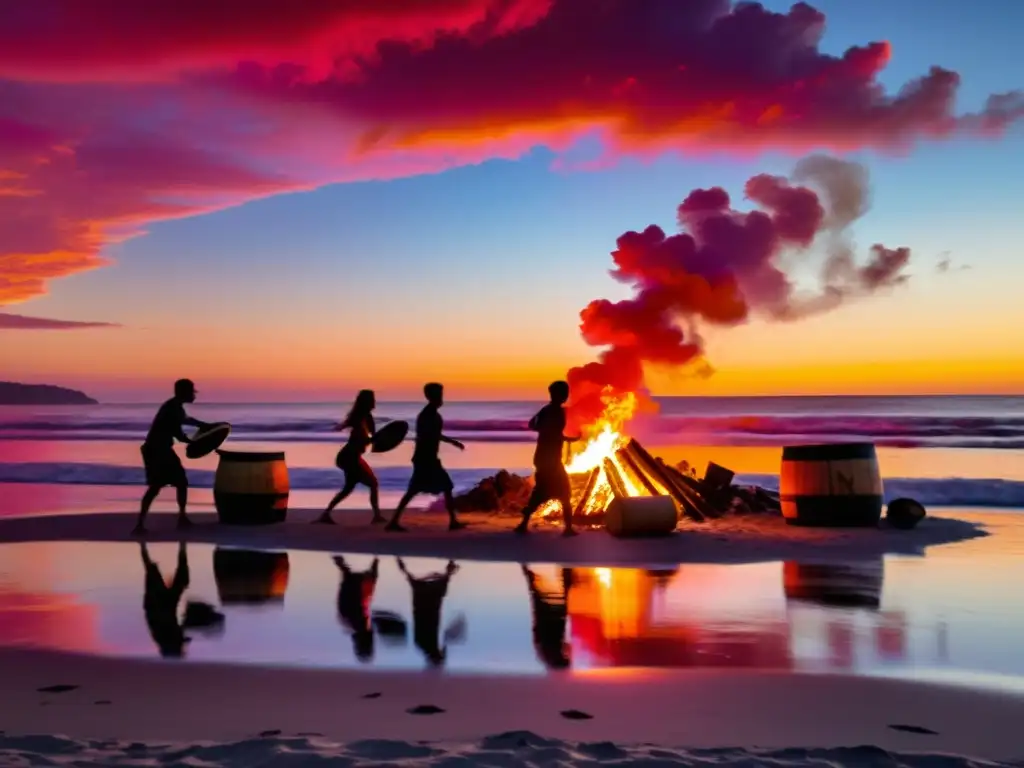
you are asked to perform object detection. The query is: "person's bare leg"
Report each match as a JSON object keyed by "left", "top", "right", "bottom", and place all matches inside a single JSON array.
[
  {"left": 176, "top": 483, "right": 193, "bottom": 528},
  {"left": 368, "top": 479, "right": 384, "bottom": 524},
  {"left": 387, "top": 487, "right": 416, "bottom": 531},
  {"left": 445, "top": 489, "right": 466, "bottom": 531},
  {"left": 515, "top": 500, "right": 543, "bottom": 534},
  {"left": 316, "top": 478, "right": 357, "bottom": 524},
  {"left": 560, "top": 492, "right": 576, "bottom": 537},
  {"left": 133, "top": 486, "right": 161, "bottom": 534}
]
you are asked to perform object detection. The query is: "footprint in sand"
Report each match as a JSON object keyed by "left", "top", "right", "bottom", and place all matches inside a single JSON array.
[
  {"left": 93, "top": 700, "right": 112, "bottom": 706},
  {"left": 37, "top": 684, "right": 79, "bottom": 693},
  {"left": 888, "top": 724, "right": 939, "bottom": 735},
  {"left": 560, "top": 709, "right": 594, "bottom": 720},
  {"left": 407, "top": 704, "right": 446, "bottom": 715},
  {"left": 362, "top": 692, "right": 382, "bottom": 699}
]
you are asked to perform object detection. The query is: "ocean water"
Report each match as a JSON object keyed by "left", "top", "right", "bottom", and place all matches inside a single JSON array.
[{"left": 1, "top": 395, "right": 1024, "bottom": 512}]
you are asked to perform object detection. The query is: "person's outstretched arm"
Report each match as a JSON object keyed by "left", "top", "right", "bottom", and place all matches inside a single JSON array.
[{"left": 440, "top": 433, "right": 464, "bottom": 450}]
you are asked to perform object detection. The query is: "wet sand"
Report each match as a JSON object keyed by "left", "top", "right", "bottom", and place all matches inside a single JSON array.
[
  {"left": 0, "top": 507, "right": 987, "bottom": 566},
  {"left": 0, "top": 508, "right": 1014, "bottom": 765},
  {"left": 3, "top": 647, "right": 1024, "bottom": 764}
]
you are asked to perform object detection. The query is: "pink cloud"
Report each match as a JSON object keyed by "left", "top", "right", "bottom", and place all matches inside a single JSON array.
[{"left": 0, "top": 0, "right": 1020, "bottom": 316}]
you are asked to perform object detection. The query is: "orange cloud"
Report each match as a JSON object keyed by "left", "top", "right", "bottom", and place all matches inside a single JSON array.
[{"left": 0, "top": 0, "right": 1020, "bottom": 320}]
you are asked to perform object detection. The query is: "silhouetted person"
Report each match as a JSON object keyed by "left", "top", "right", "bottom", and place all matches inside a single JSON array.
[
  {"left": 140, "top": 541, "right": 191, "bottom": 657},
  {"left": 387, "top": 382, "right": 466, "bottom": 533},
  {"left": 522, "top": 565, "right": 574, "bottom": 669},
  {"left": 334, "top": 555, "right": 379, "bottom": 663},
  {"left": 514, "top": 380, "right": 581, "bottom": 537},
  {"left": 133, "top": 379, "right": 210, "bottom": 534},
  {"left": 396, "top": 557, "right": 458, "bottom": 667},
  {"left": 316, "top": 389, "right": 384, "bottom": 525}
]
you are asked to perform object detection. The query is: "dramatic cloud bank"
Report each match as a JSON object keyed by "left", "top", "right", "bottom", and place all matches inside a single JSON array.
[
  {"left": 0, "top": 0, "right": 1021, "bottom": 322},
  {"left": 566, "top": 155, "right": 912, "bottom": 430}
]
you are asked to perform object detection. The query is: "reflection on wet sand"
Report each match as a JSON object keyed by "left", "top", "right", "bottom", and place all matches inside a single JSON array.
[
  {"left": 334, "top": 556, "right": 379, "bottom": 662},
  {"left": 781, "top": 559, "right": 909, "bottom": 671},
  {"left": 140, "top": 542, "right": 191, "bottom": 657},
  {"left": 568, "top": 566, "right": 793, "bottom": 669},
  {"left": 396, "top": 558, "right": 464, "bottom": 668},
  {"left": 522, "top": 565, "right": 573, "bottom": 669},
  {"left": 0, "top": 542, "right": 972, "bottom": 676},
  {"left": 783, "top": 561, "right": 884, "bottom": 608},
  {"left": 212, "top": 547, "right": 289, "bottom": 606}
]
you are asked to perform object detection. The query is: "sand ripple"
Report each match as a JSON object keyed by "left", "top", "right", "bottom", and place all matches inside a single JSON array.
[{"left": 0, "top": 731, "right": 1019, "bottom": 767}]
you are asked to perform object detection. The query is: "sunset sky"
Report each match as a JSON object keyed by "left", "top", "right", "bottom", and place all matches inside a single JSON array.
[{"left": 1, "top": 0, "right": 1022, "bottom": 402}]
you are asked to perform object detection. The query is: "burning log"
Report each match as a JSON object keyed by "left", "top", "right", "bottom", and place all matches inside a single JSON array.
[
  {"left": 602, "top": 457, "right": 629, "bottom": 499},
  {"left": 572, "top": 467, "right": 601, "bottom": 519},
  {"left": 616, "top": 445, "right": 662, "bottom": 497}
]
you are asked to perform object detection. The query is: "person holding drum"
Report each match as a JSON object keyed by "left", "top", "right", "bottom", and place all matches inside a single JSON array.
[{"left": 133, "top": 378, "right": 211, "bottom": 535}]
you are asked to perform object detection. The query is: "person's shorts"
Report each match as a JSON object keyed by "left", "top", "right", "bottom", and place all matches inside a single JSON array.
[
  {"left": 141, "top": 444, "right": 187, "bottom": 488},
  {"left": 408, "top": 459, "right": 454, "bottom": 495},
  {"left": 527, "top": 465, "right": 571, "bottom": 506}
]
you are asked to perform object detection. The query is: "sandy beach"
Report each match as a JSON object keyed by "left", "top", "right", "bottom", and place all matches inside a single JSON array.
[
  {"left": 0, "top": 507, "right": 987, "bottom": 566},
  {"left": 3, "top": 647, "right": 1024, "bottom": 764}
]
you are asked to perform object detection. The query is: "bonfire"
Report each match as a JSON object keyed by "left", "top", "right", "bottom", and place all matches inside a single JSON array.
[
  {"left": 439, "top": 390, "right": 781, "bottom": 527},
  {"left": 536, "top": 391, "right": 722, "bottom": 525}
]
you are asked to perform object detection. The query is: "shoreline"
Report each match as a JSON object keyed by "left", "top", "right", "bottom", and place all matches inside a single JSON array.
[
  {"left": 3, "top": 648, "right": 1024, "bottom": 762},
  {"left": 0, "top": 507, "right": 988, "bottom": 566}
]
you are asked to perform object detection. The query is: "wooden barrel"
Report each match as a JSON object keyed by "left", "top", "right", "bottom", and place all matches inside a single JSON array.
[
  {"left": 213, "top": 548, "right": 290, "bottom": 605},
  {"left": 782, "top": 561, "right": 883, "bottom": 609},
  {"left": 780, "top": 443, "right": 883, "bottom": 527},
  {"left": 213, "top": 449, "right": 289, "bottom": 525},
  {"left": 605, "top": 496, "right": 678, "bottom": 538}
]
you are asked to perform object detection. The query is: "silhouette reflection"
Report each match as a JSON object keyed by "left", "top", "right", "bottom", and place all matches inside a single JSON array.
[
  {"left": 782, "top": 559, "right": 910, "bottom": 667},
  {"left": 396, "top": 558, "right": 461, "bottom": 667},
  {"left": 522, "top": 564, "right": 573, "bottom": 669},
  {"left": 334, "top": 556, "right": 379, "bottom": 662},
  {"left": 782, "top": 560, "right": 884, "bottom": 609},
  {"left": 213, "top": 547, "right": 289, "bottom": 606},
  {"left": 140, "top": 541, "right": 191, "bottom": 657}
]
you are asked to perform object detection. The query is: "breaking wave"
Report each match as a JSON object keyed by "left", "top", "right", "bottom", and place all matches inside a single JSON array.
[
  {"left": 1, "top": 461, "right": 1023, "bottom": 508},
  {"left": 4, "top": 412, "right": 1024, "bottom": 449}
]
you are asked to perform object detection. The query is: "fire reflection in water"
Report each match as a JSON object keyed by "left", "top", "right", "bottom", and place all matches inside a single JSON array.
[{"left": 521, "top": 560, "right": 910, "bottom": 672}]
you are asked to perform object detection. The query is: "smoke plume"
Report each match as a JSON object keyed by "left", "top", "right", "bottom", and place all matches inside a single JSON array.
[{"left": 566, "top": 154, "right": 911, "bottom": 431}]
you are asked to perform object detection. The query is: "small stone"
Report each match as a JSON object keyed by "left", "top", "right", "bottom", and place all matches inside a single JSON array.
[
  {"left": 37, "top": 684, "right": 79, "bottom": 693},
  {"left": 888, "top": 724, "right": 938, "bottom": 735},
  {"left": 560, "top": 709, "right": 593, "bottom": 720},
  {"left": 362, "top": 692, "right": 382, "bottom": 699},
  {"left": 407, "top": 704, "right": 445, "bottom": 715}
]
